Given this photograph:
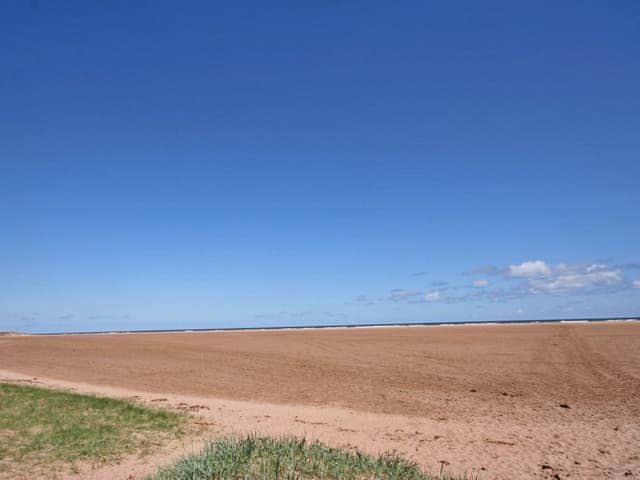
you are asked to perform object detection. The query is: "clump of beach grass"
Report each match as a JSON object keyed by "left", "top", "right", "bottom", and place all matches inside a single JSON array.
[
  {"left": 148, "top": 435, "right": 462, "bottom": 480},
  {"left": 0, "top": 383, "right": 187, "bottom": 478}
]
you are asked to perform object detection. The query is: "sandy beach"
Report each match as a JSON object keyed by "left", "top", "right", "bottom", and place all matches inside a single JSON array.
[{"left": 1, "top": 321, "right": 639, "bottom": 479}]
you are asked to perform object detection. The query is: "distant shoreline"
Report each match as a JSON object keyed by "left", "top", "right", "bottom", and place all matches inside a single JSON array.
[{"left": 20, "top": 316, "right": 640, "bottom": 336}]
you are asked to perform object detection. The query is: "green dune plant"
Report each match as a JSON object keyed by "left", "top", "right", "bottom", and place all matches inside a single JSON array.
[{"left": 149, "top": 435, "right": 464, "bottom": 480}]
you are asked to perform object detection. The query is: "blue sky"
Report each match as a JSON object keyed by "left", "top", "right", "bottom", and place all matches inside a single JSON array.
[{"left": 1, "top": 1, "right": 639, "bottom": 333}]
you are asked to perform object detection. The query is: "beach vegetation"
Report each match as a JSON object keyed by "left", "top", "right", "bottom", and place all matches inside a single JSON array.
[
  {"left": 0, "top": 383, "right": 187, "bottom": 478},
  {"left": 148, "top": 435, "right": 463, "bottom": 480}
]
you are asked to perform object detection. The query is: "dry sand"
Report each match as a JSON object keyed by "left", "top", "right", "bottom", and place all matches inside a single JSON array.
[{"left": 1, "top": 321, "right": 639, "bottom": 479}]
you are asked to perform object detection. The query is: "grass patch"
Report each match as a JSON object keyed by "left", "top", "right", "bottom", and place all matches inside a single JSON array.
[
  {"left": 148, "top": 436, "right": 461, "bottom": 480},
  {"left": 0, "top": 383, "right": 187, "bottom": 478}
]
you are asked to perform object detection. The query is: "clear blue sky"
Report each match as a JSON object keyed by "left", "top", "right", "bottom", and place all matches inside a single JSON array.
[{"left": 2, "top": 1, "right": 639, "bottom": 333}]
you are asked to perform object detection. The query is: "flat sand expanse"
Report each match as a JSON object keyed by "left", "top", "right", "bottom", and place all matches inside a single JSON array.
[{"left": 1, "top": 322, "right": 639, "bottom": 479}]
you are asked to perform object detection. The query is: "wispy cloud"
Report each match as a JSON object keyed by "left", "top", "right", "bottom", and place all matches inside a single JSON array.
[
  {"left": 372, "top": 259, "right": 638, "bottom": 306},
  {"left": 463, "top": 265, "right": 503, "bottom": 276},
  {"left": 528, "top": 265, "right": 622, "bottom": 294},
  {"left": 423, "top": 291, "right": 442, "bottom": 302},
  {"left": 353, "top": 294, "right": 379, "bottom": 306},
  {"left": 615, "top": 262, "right": 640, "bottom": 270},
  {"left": 388, "top": 289, "right": 422, "bottom": 302}
]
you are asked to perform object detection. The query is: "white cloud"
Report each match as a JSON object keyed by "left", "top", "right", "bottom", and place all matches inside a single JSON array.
[
  {"left": 529, "top": 269, "right": 623, "bottom": 294},
  {"left": 464, "top": 260, "right": 633, "bottom": 300},
  {"left": 377, "top": 259, "right": 637, "bottom": 307},
  {"left": 424, "top": 291, "right": 441, "bottom": 302},
  {"left": 586, "top": 263, "right": 608, "bottom": 273},
  {"left": 508, "top": 260, "right": 551, "bottom": 278}
]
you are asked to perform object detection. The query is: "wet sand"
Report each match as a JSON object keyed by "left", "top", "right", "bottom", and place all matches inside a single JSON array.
[{"left": 1, "top": 321, "right": 639, "bottom": 479}]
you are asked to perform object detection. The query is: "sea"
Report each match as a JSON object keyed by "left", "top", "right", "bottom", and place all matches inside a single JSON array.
[{"left": 30, "top": 316, "right": 639, "bottom": 335}]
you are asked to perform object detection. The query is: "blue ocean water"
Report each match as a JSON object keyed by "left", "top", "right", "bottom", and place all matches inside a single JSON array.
[{"left": 31, "top": 316, "right": 639, "bottom": 336}]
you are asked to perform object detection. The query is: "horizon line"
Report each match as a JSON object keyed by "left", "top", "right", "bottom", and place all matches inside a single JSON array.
[{"left": 11, "top": 315, "right": 640, "bottom": 336}]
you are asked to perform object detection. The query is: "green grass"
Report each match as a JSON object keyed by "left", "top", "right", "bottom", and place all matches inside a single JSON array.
[
  {"left": 0, "top": 383, "right": 187, "bottom": 478},
  {"left": 148, "top": 436, "right": 463, "bottom": 480}
]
